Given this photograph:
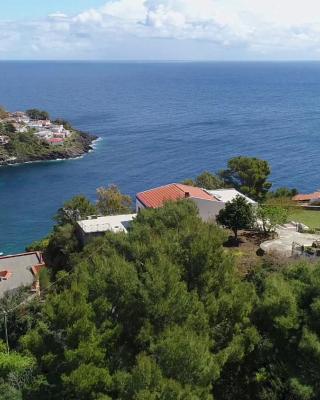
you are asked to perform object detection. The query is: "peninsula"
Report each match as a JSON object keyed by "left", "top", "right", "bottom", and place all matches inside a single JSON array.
[{"left": 0, "top": 107, "right": 97, "bottom": 165}]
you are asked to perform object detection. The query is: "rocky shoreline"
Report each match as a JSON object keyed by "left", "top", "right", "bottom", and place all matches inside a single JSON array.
[{"left": 0, "top": 132, "right": 98, "bottom": 166}]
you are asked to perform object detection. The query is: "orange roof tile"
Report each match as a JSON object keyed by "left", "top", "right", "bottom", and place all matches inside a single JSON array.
[
  {"left": 293, "top": 192, "right": 320, "bottom": 202},
  {"left": 136, "top": 183, "right": 215, "bottom": 208}
]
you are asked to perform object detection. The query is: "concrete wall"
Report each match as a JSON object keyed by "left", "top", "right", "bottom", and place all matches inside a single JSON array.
[
  {"left": 190, "top": 197, "right": 225, "bottom": 222},
  {"left": 75, "top": 225, "right": 105, "bottom": 247},
  {"left": 136, "top": 196, "right": 225, "bottom": 222},
  {"left": 136, "top": 198, "right": 146, "bottom": 213}
]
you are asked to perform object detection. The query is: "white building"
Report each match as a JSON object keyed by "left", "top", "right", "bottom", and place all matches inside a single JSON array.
[
  {"left": 28, "top": 120, "right": 51, "bottom": 130},
  {"left": 36, "top": 130, "right": 53, "bottom": 139},
  {"left": 50, "top": 124, "right": 71, "bottom": 138},
  {"left": 77, "top": 214, "right": 137, "bottom": 245},
  {"left": 51, "top": 124, "right": 64, "bottom": 133},
  {"left": 206, "top": 189, "right": 257, "bottom": 205}
]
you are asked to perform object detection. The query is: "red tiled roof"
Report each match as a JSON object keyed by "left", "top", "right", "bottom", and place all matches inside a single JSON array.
[
  {"left": 136, "top": 183, "right": 215, "bottom": 208},
  {"left": 293, "top": 192, "right": 320, "bottom": 202},
  {"left": 48, "top": 138, "right": 64, "bottom": 143}
]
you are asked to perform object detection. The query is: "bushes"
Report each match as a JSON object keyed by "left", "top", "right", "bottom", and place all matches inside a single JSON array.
[
  {"left": 8, "top": 200, "right": 320, "bottom": 399},
  {"left": 21, "top": 201, "right": 255, "bottom": 399}
]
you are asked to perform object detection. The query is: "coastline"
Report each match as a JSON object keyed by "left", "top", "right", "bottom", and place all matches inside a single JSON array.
[{"left": 0, "top": 136, "right": 101, "bottom": 168}]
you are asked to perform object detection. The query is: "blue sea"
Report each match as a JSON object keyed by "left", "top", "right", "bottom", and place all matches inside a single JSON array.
[{"left": 0, "top": 61, "right": 320, "bottom": 254}]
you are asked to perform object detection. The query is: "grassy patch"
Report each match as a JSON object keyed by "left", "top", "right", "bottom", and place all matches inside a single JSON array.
[
  {"left": 223, "top": 230, "right": 265, "bottom": 275},
  {"left": 289, "top": 209, "right": 320, "bottom": 229}
]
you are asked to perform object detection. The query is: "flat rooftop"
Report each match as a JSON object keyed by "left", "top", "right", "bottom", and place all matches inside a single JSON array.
[
  {"left": 0, "top": 252, "right": 42, "bottom": 298},
  {"left": 206, "top": 189, "right": 257, "bottom": 205},
  {"left": 78, "top": 214, "right": 137, "bottom": 234}
]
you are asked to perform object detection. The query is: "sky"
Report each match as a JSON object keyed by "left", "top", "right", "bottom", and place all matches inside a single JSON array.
[{"left": 2, "top": 0, "right": 320, "bottom": 60}]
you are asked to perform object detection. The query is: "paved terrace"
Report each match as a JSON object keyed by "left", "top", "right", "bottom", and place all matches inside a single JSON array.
[
  {"left": 261, "top": 223, "right": 320, "bottom": 257},
  {"left": 0, "top": 252, "right": 42, "bottom": 297}
]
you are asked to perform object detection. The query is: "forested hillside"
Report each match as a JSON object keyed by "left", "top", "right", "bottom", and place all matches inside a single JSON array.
[{"left": 1, "top": 200, "right": 320, "bottom": 399}]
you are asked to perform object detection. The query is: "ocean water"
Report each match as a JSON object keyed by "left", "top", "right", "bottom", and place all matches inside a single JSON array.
[{"left": 0, "top": 61, "right": 320, "bottom": 254}]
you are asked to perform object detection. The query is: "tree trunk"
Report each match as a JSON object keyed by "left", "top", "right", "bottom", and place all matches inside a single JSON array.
[{"left": 233, "top": 228, "right": 238, "bottom": 241}]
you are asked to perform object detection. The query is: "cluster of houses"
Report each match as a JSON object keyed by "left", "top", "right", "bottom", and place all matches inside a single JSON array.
[
  {"left": 77, "top": 183, "right": 256, "bottom": 245},
  {"left": 0, "top": 111, "right": 72, "bottom": 145},
  {"left": 4, "top": 182, "right": 253, "bottom": 298},
  {"left": 3, "top": 183, "right": 320, "bottom": 298}
]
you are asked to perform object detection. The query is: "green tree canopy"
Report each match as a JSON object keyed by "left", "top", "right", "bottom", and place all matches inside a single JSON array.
[
  {"left": 194, "top": 171, "right": 225, "bottom": 190},
  {"left": 26, "top": 109, "right": 49, "bottom": 120},
  {"left": 216, "top": 195, "right": 254, "bottom": 240},
  {"left": 182, "top": 171, "right": 224, "bottom": 190},
  {"left": 21, "top": 201, "right": 256, "bottom": 399},
  {"left": 97, "top": 184, "right": 132, "bottom": 215},
  {"left": 223, "top": 261, "right": 320, "bottom": 400},
  {"left": 0, "top": 340, "right": 34, "bottom": 400},
  {"left": 257, "top": 204, "right": 288, "bottom": 235},
  {"left": 55, "top": 195, "right": 97, "bottom": 225},
  {"left": 219, "top": 156, "right": 272, "bottom": 201},
  {"left": 11, "top": 192, "right": 320, "bottom": 400},
  {"left": 268, "top": 187, "right": 298, "bottom": 199}
]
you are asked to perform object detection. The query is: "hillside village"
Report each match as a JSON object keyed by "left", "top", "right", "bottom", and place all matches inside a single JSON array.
[
  {"left": 0, "top": 108, "right": 97, "bottom": 164},
  {"left": 0, "top": 110, "right": 71, "bottom": 146}
]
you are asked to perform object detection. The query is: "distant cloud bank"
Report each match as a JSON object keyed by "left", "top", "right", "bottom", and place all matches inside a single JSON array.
[{"left": 1, "top": 0, "right": 320, "bottom": 60}]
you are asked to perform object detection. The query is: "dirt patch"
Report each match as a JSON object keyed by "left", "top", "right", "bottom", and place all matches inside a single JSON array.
[{"left": 223, "top": 230, "right": 272, "bottom": 275}]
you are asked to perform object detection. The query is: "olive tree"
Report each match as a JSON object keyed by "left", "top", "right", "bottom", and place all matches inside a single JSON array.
[{"left": 257, "top": 205, "right": 288, "bottom": 236}]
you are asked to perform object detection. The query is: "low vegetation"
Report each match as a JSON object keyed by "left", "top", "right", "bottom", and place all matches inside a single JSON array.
[{"left": 289, "top": 209, "right": 320, "bottom": 229}]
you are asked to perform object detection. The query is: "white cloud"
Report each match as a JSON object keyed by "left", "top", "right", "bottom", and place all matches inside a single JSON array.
[
  {"left": 75, "top": 9, "right": 104, "bottom": 24},
  {"left": 147, "top": 6, "right": 186, "bottom": 30},
  {"left": 102, "top": 0, "right": 146, "bottom": 20},
  {"left": 48, "top": 12, "right": 68, "bottom": 19},
  {"left": 2, "top": 0, "right": 320, "bottom": 59}
]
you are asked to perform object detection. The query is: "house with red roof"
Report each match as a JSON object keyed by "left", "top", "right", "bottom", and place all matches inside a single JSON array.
[
  {"left": 292, "top": 191, "right": 320, "bottom": 205},
  {"left": 136, "top": 183, "right": 225, "bottom": 222},
  {"left": 136, "top": 183, "right": 257, "bottom": 222}
]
